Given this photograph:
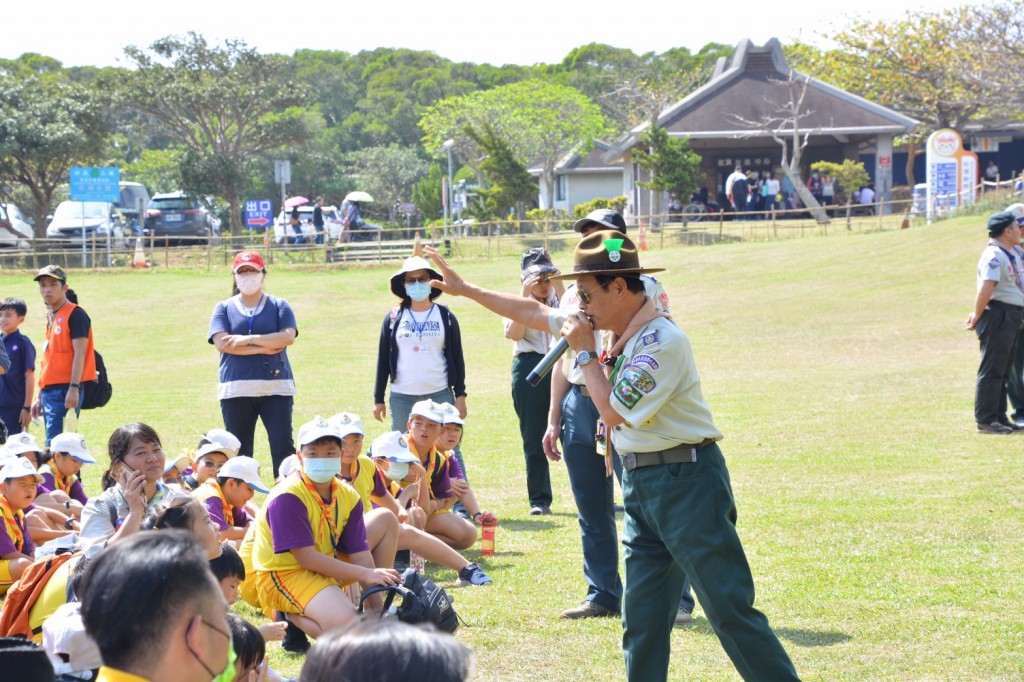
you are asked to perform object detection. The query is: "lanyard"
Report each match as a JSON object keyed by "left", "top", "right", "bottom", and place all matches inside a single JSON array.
[
  {"left": 209, "top": 481, "right": 235, "bottom": 527},
  {"left": 241, "top": 293, "right": 265, "bottom": 336},
  {"left": 0, "top": 495, "right": 25, "bottom": 552},
  {"left": 405, "top": 305, "right": 434, "bottom": 340},
  {"left": 300, "top": 473, "right": 340, "bottom": 546}
]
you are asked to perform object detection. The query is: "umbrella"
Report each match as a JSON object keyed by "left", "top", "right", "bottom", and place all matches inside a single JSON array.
[
  {"left": 284, "top": 196, "right": 309, "bottom": 209},
  {"left": 345, "top": 191, "right": 374, "bottom": 203}
]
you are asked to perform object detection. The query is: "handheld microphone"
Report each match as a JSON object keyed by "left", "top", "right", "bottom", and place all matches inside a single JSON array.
[{"left": 526, "top": 336, "right": 569, "bottom": 386}]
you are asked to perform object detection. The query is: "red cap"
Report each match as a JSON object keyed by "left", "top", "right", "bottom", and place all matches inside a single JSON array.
[{"left": 232, "top": 251, "right": 266, "bottom": 272}]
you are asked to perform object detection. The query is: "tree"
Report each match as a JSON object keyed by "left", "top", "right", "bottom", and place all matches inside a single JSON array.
[
  {"left": 346, "top": 145, "right": 427, "bottom": 222},
  {"left": 412, "top": 163, "right": 445, "bottom": 223},
  {"left": 811, "top": 160, "right": 870, "bottom": 228},
  {"left": 0, "top": 76, "right": 106, "bottom": 237},
  {"left": 464, "top": 123, "right": 537, "bottom": 220},
  {"left": 632, "top": 123, "right": 702, "bottom": 219},
  {"left": 114, "top": 33, "right": 314, "bottom": 234}
]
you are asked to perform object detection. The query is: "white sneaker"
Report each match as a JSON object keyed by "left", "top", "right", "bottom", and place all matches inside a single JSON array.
[{"left": 674, "top": 607, "right": 694, "bottom": 625}]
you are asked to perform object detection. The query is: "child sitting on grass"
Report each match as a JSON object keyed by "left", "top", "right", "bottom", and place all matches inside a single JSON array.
[
  {"left": 436, "top": 403, "right": 491, "bottom": 526},
  {"left": 193, "top": 456, "right": 268, "bottom": 544},
  {"left": 211, "top": 543, "right": 286, "bottom": 644},
  {"left": 4, "top": 433, "right": 78, "bottom": 541},
  {"left": 0, "top": 457, "right": 42, "bottom": 594},
  {"left": 38, "top": 432, "right": 95, "bottom": 518},
  {"left": 250, "top": 417, "right": 400, "bottom": 643}
]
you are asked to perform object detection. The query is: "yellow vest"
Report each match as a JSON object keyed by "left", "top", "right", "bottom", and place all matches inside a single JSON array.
[{"left": 343, "top": 455, "right": 379, "bottom": 512}]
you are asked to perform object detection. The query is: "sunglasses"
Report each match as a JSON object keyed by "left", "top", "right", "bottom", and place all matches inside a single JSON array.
[
  {"left": 404, "top": 276, "right": 431, "bottom": 284},
  {"left": 577, "top": 282, "right": 607, "bottom": 305}
]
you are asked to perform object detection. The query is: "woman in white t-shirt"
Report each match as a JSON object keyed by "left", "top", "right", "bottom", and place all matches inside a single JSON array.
[{"left": 373, "top": 256, "right": 468, "bottom": 470}]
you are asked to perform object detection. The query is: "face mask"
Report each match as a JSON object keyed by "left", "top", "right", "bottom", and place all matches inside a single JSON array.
[
  {"left": 303, "top": 458, "right": 342, "bottom": 483},
  {"left": 187, "top": 620, "right": 234, "bottom": 682},
  {"left": 405, "top": 281, "right": 431, "bottom": 302},
  {"left": 384, "top": 461, "right": 409, "bottom": 481},
  {"left": 235, "top": 272, "right": 263, "bottom": 296}
]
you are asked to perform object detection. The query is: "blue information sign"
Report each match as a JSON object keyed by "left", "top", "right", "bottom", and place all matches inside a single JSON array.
[
  {"left": 244, "top": 199, "right": 275, "bottom": 230},
  {"left": 69, "top": 167, "right": 121, "bottom": 203}
]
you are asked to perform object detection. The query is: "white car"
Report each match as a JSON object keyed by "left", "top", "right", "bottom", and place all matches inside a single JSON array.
[
  {"left": 0, "top": 203, "right": 33, "bottom": 248},
  {"left": 46, "top": 201, "right": 126, "bottom": 247},
  {"left": 273, "top": 205, "right": 345, "bottom": 244}
]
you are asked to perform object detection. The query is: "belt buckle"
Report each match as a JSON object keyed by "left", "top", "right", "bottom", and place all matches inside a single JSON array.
[{"left": 621, "top": 452, "right": 637, "bottom": 471}]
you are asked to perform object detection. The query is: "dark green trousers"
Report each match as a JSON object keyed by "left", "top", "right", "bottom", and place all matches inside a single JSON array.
[
  {"left": 621, "top": 443, "right": 800, "bottom": 682},
  {"left": 511, "top": 352, "right": 553, "bottom": 508}
]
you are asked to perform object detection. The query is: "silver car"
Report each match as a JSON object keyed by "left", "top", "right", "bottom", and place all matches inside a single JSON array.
[
  {"left": 0, "top": 203, "right": 33, "bottom": 248},
  {"left": 46, "top": 201, "right": 126, "bottom": 247}
]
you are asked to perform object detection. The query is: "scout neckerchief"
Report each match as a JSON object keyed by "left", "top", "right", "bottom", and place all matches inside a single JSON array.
[
  {"left": 207, "top": 480, "right": 235, "bottom": 527},
  {"left": 0, "top": 494, "right": 26, "bottom": 553},
  {"left": 300, "top": 472, "right": 340, "bottom": 547},
  {"left": 42, "top": 462, "right": 76, "bottom": 495},
  {"left": 994, "top": 243, "right": 1024, "bottom": 294},
  {"left": 406, "top": 438, "right": 441, "bottom": 499}
]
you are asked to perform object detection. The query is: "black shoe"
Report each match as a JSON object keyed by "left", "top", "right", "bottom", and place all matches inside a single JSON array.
[
  {"left": 979, "top": 421, "right": 1014, "bottom": 435},
  {"left": 279, "top": 613, "right": 311, "bottom": 654}
]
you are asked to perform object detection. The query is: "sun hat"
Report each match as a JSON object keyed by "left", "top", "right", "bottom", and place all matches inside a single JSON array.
[
  {"left": 49, "top": 433, "right": 96, "bottom": 464},
  {"left": 4, "top": 432, "right": 43, "bottom": 457},
  {"left": 278, "top": 454, "right": 301, "bottom": 479},
  {"left": 438, "top": 402, "right": 464, "bottom": 426},
  {"left": 572, "top": 209, "right": 628, "bottom": 234},
  {"left": 32, "top": 264, "right": 67, "bottom": 283},
  {"left": 389, "top": 256, "right": 442, "bottom": 301},
  {"left": 520, "top": 248, "right": 559, "bottom": 282},
  {"left": 0, "top": 457, "right": 44, "bottom": 484},
  {"left": 297, "top": 416, "right": 343, "bottom": 446},
  {"left": 202, "top": 428, "right": 241, "bottom": 455},
  {"left": 328, "top": 412, "right": 364, "bottom": 439},
  {"left": 217, "top": 456, "right": 270, "bottom": 494},
  {"left": 551, "top": 229, "right": 664, "bottom": 280},
  {"left": 409, "top": 400, "right": 444, "bottom": 424},
  {"left": 369, "top": 431, "right": 419, "bottom": 463},
  {"left": 232, "top": 250, "right": 266, "bottom": 272}
]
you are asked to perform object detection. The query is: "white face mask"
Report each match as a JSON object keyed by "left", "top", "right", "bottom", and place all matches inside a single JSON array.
[
  {"left": 235, "top": 272, "right": 263, "bottom": 296},
  {"left": 384, "top": 461, "right": 410, "bottom": 481}
]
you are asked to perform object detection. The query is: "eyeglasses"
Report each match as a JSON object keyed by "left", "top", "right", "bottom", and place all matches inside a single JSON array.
[
  {"left": 404, "top": 276, "right": 431, "bottom": 284},
  {"left": 577, "top": 282, "right": 607, "bottom": 305}
]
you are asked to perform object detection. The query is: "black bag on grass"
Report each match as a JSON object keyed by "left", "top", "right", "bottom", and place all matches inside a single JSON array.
[{"left": 358, "top": 568, "right": 459, "bottom": 633}]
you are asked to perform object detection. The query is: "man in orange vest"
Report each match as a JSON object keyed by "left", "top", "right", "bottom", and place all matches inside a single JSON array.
[{"left": 29, "top": 266, "right": 96, "bottom": 446}]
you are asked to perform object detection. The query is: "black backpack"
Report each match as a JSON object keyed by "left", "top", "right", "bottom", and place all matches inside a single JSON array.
[
  {"left": 358, "top": 568, "right": 459, "bottom": 633},
  {"left": 80, "top": 350, "right": 112, "bottom": 410}
]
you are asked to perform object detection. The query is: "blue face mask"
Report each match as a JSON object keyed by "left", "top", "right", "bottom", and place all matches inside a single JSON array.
[
  {"left": 303, "top": 458, "right": 341, "bottom": 483},
  {"left": 405, "top": 281, "right": 432, "bottom": 302}
]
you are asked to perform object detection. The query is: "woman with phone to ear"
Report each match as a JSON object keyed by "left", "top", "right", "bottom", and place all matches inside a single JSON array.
[{"left": 80, "top": 422, "right": 189, "bottom": 555}]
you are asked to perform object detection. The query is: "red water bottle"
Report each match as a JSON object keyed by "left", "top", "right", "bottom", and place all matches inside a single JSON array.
[{"left": 480, "top": 512, "right": 498, "bottom": 556}]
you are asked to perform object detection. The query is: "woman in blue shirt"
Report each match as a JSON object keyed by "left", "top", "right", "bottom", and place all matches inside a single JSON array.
[{"left": 208, "top": 250, "right": 298, "bottom": 476}]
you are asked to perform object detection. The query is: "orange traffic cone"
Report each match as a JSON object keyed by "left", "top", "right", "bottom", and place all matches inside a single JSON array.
[
  {"left": 413, "top": 231, "right": 423, "bottom": 257},
  {"left": 131, "top": 237, "right": 147, "bottom": 268},
  {"left": 637, "top": 221, "right": 648, "bottom": 251}
]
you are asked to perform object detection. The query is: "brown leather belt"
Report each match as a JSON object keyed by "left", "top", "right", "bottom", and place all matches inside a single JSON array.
[{"left": 620, "top": 438, "right": 716, "bottom": 471}]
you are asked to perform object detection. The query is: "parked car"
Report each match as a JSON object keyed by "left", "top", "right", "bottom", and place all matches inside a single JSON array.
[
  {"left": 911, "top": 183, "right": 927, "bottom": 218},
  {"left": 0, "top": 203, "right": 33, "bottom": 248},
  {"left": 144, "top": 191, "right": 213, "bottom": 244},
  {"left": 117, "top": 182, "right": 151, "bottom": 234},
  {"left": 46, "top": 201, "right": 125, "bottom": 247},
  {"left": 273, "top": 204, "right": 345, "bottom": 244}
]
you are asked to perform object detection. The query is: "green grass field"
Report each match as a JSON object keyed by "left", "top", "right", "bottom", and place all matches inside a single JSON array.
[{"left": 4, "top": 215, "right": 1022, "bottom": 681}]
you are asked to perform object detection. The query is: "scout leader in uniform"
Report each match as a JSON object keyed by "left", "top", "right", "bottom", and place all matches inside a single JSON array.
[{"left": 424, "top": 233, "right": 801, "bottom": 682}]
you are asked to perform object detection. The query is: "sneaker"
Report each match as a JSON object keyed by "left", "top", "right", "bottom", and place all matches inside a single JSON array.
[
  {"left": 674, "top": 607, "right": 694, "bottom": 625},
  {"left": 278, "top": 613, "right": 311, "bottom": 654},
  {"left": 978, "top": 421, "right": 1014, "bottom": 434},
  {"left": 456, "top": 562, "right": 493, "bottom": 587},
  {"left": 529, "top": 505, "right": 550, "bottom": 516},
  {"left": 560, "top": 600, "right": 619, "bottom": 619}
]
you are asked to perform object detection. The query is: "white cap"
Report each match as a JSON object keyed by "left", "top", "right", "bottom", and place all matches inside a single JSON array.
[
  {"left": 202, "top": 428, "right": 241, "bottom": 455},
  {"left": 297, "top": 416, "right": 343, "bottom": 446},
  {"left": 278, "top": 454, "right": 301, "bottom": 479},
  {"left": 217, "top": 456, "right": 270, "bottom": 494},
  {"left": 328, "top": 412, "right": 364, "bottom": 439},
  {"left": 43, "top": 602, "right": 104, "bottom": 675},
  {"left": 1006, "top": 203, "right": 1024, "bottom": 219},
  {"left": 409, "top": 399, "right": 444, "bottom": 424},
  {"left": 370, "top": 431, "right": 419, "bottom": 463},
  {"left": 0, "top": 457, "right": 43, "bottom": 483},
  {"left": 194, "top": 442, "right": 237, "bottom": 461},
  {"left": 163, "top": 453, "right": 191, "bottom": 475},
  {"left": 438, "top": 402, "right": 464, "bottom": 426},
  {"left": 5, "top": 431, "right": 43, "bottom": 457},
  {"left": 49, "top": 433, "right": 96, "bottom": 464}
]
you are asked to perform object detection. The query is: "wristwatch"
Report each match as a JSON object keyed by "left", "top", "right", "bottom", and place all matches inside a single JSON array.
[{"left": 577, "top": 350, "right": 597, "bottom": 366}]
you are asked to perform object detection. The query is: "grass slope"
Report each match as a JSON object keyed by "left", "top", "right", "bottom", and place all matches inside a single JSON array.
[{"left": 4, "top": 216, "right": 1021, "bottom": 680}]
